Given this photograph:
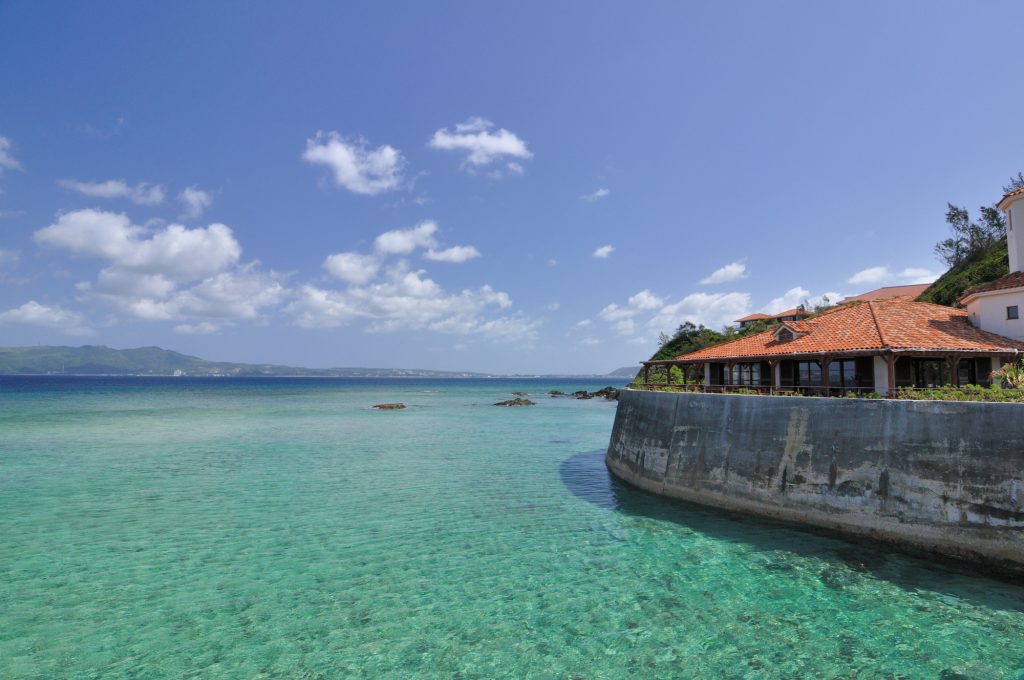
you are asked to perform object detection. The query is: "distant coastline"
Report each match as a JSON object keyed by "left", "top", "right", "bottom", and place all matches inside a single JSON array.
[{"left": 0, "top": 345, "right": 635, "bottom": 380}]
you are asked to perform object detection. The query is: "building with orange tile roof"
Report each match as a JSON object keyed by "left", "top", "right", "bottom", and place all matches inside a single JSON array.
[{"left": 641, "top": 299, "right": 1024, "bottom": 395}]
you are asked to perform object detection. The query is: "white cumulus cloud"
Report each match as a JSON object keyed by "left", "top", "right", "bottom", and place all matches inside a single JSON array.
[
  {"left": 593, "top": 245, "right": 615, "bottom": 259},
  {"left": 35, "top": 209, "right": 284, "bottom": 329},
  {"left": 375, "top": 220, "right": 439, "bottom": 255},
  {"left": 36, "top": 210, "right": 240, "bottom": 283},
  {"left": 302, "top": 131, "right": 405, "bottom": 195},
  {"left": 763, "top": 286, "right": 841, "bottom": 314},
  {"left": 58, "top": 179, "right": 165, "bottom": 205},
  {"left": 428, "top": 117, "right": 532, "bottom": 169},
  {"left": 648, "top": 292, "right": 753, "bottom": 334},
  {"left": 287, "top": 262, "right": 536, "bottom": 344},
  {"left": 0, "top": 300, "right": 92, "bottom": 336},
  {"left": 700, "top": 261, "right": 748, "bottom": 285},
  {"left": 324, "top": 252, "right": 381, "bottom": 285}
]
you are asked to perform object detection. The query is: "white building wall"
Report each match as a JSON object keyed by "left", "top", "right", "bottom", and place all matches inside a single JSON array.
[
  {"left": 1008, "top": 200, "right": 1024, "bottom": 273},
  {"left": 704, "top": 363, "right": 711, "bottom": 385},
  {"left": 965, "top": 289, "right": 1024, "bottom": 341},
  {"left": 872, "top": 356, "right": 890, "bottom": 395}
]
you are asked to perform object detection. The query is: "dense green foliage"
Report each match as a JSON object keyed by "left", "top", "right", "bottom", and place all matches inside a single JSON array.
[
  {"left": 896, "top": 385, "right": 1024, "bottom": 402},
  {"left": 631, "top": 321, "right": 769, "bottom": 384},
  {"left": 916, "top": 238, "right": 1009, "bottom": 307},
  {"left": 0, "top": 345, "right": 489, "bottom": 377}
]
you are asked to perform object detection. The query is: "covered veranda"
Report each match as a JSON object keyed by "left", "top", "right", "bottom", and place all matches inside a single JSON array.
[{"left": 637, "top": 349, "right": 1018, "bottom": 397}]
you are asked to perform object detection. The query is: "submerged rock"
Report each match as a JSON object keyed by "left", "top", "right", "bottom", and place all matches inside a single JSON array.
[
  {"left": 494, "top": 397, "right": 535, "bottom": 406},
  {"left": 548, "top": 390, "right": 566, "bottom": 397},
  {"left": 372, "top": 403, "right": 406, "bottom": 410},
  {"left": 512, "top": 391, "right": 529, "bottom": 397}
]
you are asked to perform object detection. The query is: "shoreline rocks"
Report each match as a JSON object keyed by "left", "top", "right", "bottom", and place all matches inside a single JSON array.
[
  {"left": 570, "top": 386, "right": 620, "bottom": 401},
  {"left": 494, "top": 397, "right": 535, "bottom": 406}
]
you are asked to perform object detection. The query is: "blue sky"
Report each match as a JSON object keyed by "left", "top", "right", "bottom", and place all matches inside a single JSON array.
[{"left": 1, "top": 1, "right": 1023, "bottom": 373}]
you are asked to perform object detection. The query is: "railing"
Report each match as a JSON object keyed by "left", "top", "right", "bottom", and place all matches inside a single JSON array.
[{"left": 635, "top": 383, "right": 881, "bottom": 397}]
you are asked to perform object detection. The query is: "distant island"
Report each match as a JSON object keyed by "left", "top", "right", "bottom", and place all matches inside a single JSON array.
[{"left": 0, "top": 345, "right": 633, "bottom": 379}]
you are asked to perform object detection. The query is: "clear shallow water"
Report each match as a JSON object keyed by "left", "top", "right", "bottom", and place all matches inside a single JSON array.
[{"left": 1, "top": 377, "right": 1023, "bottom": 679}]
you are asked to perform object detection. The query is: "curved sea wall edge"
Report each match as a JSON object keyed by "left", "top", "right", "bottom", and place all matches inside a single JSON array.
[{"left": 605, "top": 389, "right": 1024, "bottom": 574}]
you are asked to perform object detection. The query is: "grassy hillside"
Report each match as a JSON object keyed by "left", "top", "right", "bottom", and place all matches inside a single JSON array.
[{"left": 918, "top": 238, "right": 1009, "bottom": 307}]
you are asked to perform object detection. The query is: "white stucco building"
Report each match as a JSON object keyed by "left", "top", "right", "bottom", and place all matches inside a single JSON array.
[{"left": 961, "top": 186, "right": 1024, "bottom": 342}]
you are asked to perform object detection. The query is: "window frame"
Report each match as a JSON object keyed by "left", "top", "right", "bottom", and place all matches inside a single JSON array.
[{"left": 1008, "top": 305, "right": 1020, "bottom": 320}]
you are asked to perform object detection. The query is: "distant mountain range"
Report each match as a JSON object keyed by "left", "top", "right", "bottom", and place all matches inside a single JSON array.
[{"left": 0, "top": 345, "right": 634, "bottom": 378}]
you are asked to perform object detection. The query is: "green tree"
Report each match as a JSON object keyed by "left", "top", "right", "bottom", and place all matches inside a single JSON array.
[{"left": 934, "top": 202, "right": 1006, "bottom": 267}]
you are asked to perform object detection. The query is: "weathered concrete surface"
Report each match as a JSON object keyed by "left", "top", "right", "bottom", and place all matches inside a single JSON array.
[{"left": 606, "top": 389, "right": 1024, "bottom": 574}]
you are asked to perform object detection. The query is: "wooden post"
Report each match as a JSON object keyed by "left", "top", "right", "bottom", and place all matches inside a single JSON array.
[
  {"left": 767, "top": 360, "right": 779, "bottom": 395},
  {"left": 643, "top": 363, "right": 649, "bottom": 386},
  {"left": 820, "top": 357, "right": 832, "bottom": 396},
  {"left": 947, "top": 355, "right": 961, "bottom": 387},
  {"left": 884, "top": 354, "right": 897, "bottom": 397}
]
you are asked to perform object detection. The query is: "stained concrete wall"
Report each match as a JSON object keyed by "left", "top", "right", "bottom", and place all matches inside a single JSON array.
[{"left": 606, "top": 389, "right": 1024, "bottom": 574}]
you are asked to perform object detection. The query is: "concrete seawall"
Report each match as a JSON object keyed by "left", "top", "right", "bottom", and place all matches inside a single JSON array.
[{"left": 606, "top": 389, "right": 1024, "bottom": 574}]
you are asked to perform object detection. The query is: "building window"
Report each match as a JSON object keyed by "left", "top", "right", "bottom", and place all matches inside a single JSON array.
[
  {"left": 911, "top": 358, "right": 950, "bottom": 388},
  {"left": 724, "top": 362, "right": 762, "bottom": 386},
  {"left": 794, "top": 360, "right": 822, "bottom": 386},
  {"left": 828, "top": 359, "right": 858, "bottom": 388},
  {"left": 1008, "top": 305, "right": 1019, "bottom": 320}
]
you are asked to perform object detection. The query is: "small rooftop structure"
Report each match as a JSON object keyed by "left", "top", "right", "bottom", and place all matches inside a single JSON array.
[
  {"left": 841, "top": 283, "right": 930, "bottom": 303},
  {"left": 734, "top": 307, "right": 811, "bottom": 329}
]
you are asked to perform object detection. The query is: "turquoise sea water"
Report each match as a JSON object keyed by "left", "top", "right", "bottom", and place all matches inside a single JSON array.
[{"left": 2, "top": 377, "right": 1024, "bottom": 679}]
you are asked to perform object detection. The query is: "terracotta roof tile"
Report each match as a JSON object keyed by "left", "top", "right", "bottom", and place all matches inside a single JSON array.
[
  {"left": 842, "top": 283, "right": 931, "bottom": 303},
  {"left": 676, "top": 300, "right": 1024, "bottom": 362},
  {"left": 734, "top": 313, "right": 772, "bottom": 323},
  {"left": 960, "top": 271, "right": 1024, "bottom": 299}
]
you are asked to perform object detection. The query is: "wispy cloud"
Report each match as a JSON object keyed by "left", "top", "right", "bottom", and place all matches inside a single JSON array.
[
  {"left": 0, "top": 136, "right": 21, "bottom": 172},
  {"left": 178, "top": 186, "right": 213, "bottom": 219},
  {"left": 580, "top": 188, "right": 610, "bottom": 201},
  {"left": 847, "top": 265, "right": 937, "bottom": 286},
  {"left": 592, "top": 244, "right": 615, "bottom": 259},
  {"left": 58, "top": 179, "right": 165, "bottom": 205}
]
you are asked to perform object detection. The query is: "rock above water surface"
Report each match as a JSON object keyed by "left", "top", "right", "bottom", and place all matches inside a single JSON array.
[
  {"left": 372, "top": 403, "right": 406, "bottom": 410},
  {"left": 571, "top": 386, "right": 620, "bottom": 401},
  {"left": 494, "top": 398, "right": 535, "bottom": 406}
]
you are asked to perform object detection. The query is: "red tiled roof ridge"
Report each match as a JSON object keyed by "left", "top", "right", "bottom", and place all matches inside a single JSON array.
[{"left": 866, "top": 300, "right": 887, "bottom": 348}]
